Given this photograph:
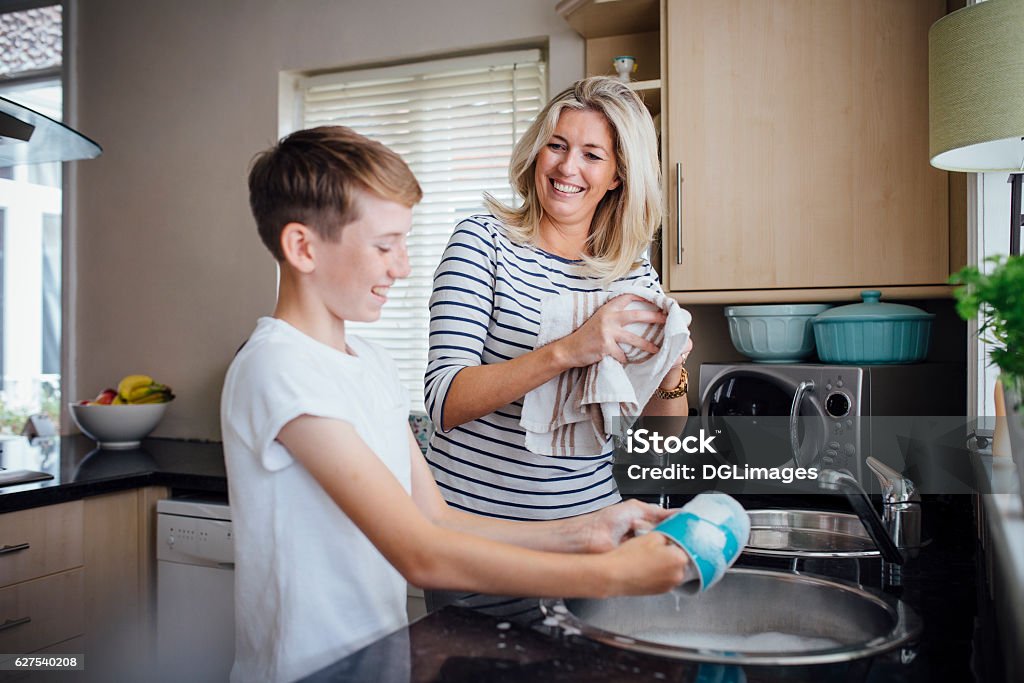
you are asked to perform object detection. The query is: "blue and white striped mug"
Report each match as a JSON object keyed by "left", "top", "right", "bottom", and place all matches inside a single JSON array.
[{"left": 653, "top": 492, "right": 750, "bottom": 592}]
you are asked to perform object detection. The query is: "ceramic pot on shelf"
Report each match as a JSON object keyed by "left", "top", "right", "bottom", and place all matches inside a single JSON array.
[{"left": 612, "top": 56, "right": 636, "bottom": 83}]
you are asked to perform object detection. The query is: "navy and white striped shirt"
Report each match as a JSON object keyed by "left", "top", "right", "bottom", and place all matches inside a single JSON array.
[{"left": 424, "top": 215, "right": 661, "bottom": 520}]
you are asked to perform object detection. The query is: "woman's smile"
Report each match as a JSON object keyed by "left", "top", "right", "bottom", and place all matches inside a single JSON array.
[
  {"left": 535, "top": 108, "right": 621, "bottom": 232},
  {"left": 551, "top": 178, "right": 585, "bottom": 195}
]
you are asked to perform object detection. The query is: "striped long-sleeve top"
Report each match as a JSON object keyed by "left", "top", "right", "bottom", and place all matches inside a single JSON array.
[{"left": 424, "top": 214, "right": 662, "bottom": 520}]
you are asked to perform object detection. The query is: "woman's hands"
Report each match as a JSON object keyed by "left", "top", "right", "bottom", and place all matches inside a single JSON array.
[
  {"left": 658, "top": 336, "right": 694, "bottom": 389},
  {"left": 579, "top": 499, "right": 676, "bottom": 553},
  {"left": 679, "top": 336, "right": 693, "bottom": 366},
  {"left": 554, "top": 294, "right": 667, "bottom": 368}
]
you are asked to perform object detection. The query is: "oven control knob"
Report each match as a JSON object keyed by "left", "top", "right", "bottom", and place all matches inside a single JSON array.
[{"left": 825, "top": 392, "right": 851, "bottom": 418}]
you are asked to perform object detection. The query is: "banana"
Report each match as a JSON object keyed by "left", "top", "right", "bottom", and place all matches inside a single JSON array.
[
  {"left": 127, "top": 382, "right": 166, "bottom": 402},
  {"left": 114, "top": 374, "right": 174, "bottom": 404},
  {"left": 131, "top": 390, "right": 174, "bottom": 404},
  {"left": 128, "top": 386, "right": 173, "bottom": 403},
  {"left": 118, "top": 374, "right": 154, "bottom": 401}
]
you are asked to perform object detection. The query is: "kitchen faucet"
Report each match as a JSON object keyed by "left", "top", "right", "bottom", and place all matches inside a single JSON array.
[{"left": 818, "top": 457, "right": 922, "bottom": 566}]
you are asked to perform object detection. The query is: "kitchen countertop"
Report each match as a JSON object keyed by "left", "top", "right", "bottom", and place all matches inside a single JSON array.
[
  {"left": 0, "top": 434, "right": 226, "bottom": 512},
  {"left": 302, "top": 494, "right": 999, "bottom": 683},
  {"left": 303, "top": 605, "right": 903, "bottom": 683},
  {"left": 1, "top": 436, "right": 1006, "bottom": 680}
]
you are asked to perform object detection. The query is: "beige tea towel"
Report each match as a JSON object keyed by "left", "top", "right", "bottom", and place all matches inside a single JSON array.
[{"left": 520, "top": 285, "right": 691, "bottom": 456}]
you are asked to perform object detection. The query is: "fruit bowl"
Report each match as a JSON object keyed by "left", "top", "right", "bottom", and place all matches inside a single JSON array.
[{"left": 68, "top": 402, "right": 171, "bottom": 449}]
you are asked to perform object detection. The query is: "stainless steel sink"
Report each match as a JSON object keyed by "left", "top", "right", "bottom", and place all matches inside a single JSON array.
[
  {"left": 540, "top": 568, "right": 919, "bottom": 665},
  {"left": 744, "top": 509, "right": 880, "bottom": 558}
]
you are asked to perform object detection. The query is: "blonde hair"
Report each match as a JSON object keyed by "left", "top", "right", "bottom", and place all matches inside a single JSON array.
[
  {"left": 249, "top": 126, "right": 422, "bottom": 261},
  {"left": 484, "top": 76, "right": 662, "bottom": 282}
]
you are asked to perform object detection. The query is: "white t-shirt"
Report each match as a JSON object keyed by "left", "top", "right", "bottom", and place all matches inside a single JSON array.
[{"left": 221, "top": 317, "right": 412, "bottom": 683}]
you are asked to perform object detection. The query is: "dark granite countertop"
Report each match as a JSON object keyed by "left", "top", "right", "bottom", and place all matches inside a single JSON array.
[
  {"left": 302, "top": 495, "right": 1001, "bottom": 683},
  {"left": 2, "top": 436, "right": 1003, "bottom": 680},
  {"left": 0, "top": 434, "right": 226, "bottom": 512}
]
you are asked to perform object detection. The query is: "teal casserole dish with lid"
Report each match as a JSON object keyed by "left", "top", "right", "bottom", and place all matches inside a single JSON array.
[{"left": 812, "top": 291, "right": 934, "bottom": 364}]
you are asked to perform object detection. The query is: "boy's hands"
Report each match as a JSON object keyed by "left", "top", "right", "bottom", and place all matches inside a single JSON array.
[
  {"left": 582, "top": 499, "right": 676, "bottom": 553},
  {"left": 604, "top": 532, "right": 690, "bottom": 595}
]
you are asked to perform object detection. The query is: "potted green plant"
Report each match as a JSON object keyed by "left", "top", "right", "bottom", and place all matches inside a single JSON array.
[{"left": 951, "top": 254, "right": 1024, "bottom": 466}]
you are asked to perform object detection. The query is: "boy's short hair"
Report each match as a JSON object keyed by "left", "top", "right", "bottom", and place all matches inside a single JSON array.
[{"left": 248, "top": 126, "right": 422, "bottom": 261}]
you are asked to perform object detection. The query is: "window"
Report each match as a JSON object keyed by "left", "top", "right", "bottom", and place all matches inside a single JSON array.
[
  {"left": 293, "top": 50, "right": 546, "bottom": 411},
  {"left": 0, "top": 2, "right": 63, "bottom": 432},
  {"left": 974, "top": 172, "right": 1014, "bottom": 419}
]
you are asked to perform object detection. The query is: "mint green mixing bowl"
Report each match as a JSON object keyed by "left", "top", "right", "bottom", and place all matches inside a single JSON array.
[{"left": 724, "top": 304, "right": 832, "bottom": 363}]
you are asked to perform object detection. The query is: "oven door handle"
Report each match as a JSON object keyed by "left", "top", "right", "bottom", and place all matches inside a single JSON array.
[{"left": 789, "top": 380, "right": 815, "bottom": 467}]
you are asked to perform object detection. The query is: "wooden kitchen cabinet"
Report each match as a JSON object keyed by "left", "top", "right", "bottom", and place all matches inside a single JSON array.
[
  {"left": 561, "top": 0, "right": 955, "bottom": 303},
  {"left": 83, "top": 486, "right": 168, "bottom": 676},
  {"left": 0, "top": 500, "right": 83, "bottom": 588},
  {"left": 664, "top": 0, "right": 950, "bottom": 301},
  {"left": 0, "top": 570, "right": 84, "bottom": 653},
  {"left": 557, "top": 0, "right": 663, "bottom": 121},
  {"left": 0, "top": 486, "right": 167, "bottom": 677},
  {"left": 0, "top": 501, "right": 84, "bottom": 656}
]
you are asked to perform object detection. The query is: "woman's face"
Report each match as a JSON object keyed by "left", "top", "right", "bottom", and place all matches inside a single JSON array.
[{"left": 534, "top": 108, "right": 620, "bottom": 232}]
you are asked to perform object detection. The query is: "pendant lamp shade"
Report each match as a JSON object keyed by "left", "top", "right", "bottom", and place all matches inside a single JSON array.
[{"left": 929, "top": 0, "right": 1024, "bottom": 172}]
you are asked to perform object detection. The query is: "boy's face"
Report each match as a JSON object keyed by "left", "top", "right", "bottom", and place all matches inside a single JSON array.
[{"left": 314, "top": 190, "right": 412, "bottom": 323}]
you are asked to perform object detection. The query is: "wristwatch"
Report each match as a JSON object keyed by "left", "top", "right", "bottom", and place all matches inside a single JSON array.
[{"left": 655, "top": 366, "right": 688, "bottom": 400}]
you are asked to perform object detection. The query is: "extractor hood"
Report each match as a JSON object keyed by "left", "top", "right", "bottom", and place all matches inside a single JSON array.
[{"left": 0, "top": 95, "right": 101, "bottom": 167}]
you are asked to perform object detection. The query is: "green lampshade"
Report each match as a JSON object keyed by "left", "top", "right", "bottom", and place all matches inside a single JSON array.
[{"left": 929, "top": 0, "right": 1024, "bottom": 172}]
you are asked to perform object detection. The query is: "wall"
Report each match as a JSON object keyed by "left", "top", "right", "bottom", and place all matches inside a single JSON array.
[{"left": 70, "top": 0, "right": 583, "bottom": 439}]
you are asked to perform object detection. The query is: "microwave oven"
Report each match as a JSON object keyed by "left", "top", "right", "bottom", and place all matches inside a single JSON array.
[{"left": 697, "top": 362, "right": 966, "bottom": 482}]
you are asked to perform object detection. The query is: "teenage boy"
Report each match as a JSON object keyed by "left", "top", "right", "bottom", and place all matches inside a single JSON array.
[{"left": 221, "top": 126, "right": 689, "bottom": 682}]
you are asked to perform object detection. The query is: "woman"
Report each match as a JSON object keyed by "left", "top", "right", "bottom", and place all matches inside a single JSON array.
[{"left": 424, "top": 76, "right": 690, "bottom": 524}]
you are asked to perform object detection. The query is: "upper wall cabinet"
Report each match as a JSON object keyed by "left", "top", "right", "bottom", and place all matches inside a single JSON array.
[
  {"left": 561, "top": 0, "right": 955, "bottom": 303},
  {"left": 557, "top": 0, "right": 663, "bottom": 120}
]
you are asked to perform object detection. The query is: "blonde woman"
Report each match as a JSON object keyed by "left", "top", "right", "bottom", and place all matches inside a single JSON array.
[{"left": 424, "top": 76, "right": 690, "bottom": 527}]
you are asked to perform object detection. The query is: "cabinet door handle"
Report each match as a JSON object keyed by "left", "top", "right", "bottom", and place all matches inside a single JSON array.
[
  {"left": 0, "top": 543, "right": 30, "bottom": 555},
  {"left": 0, "top": 616, "right": 31, "bottom": 632},
  {"left": 675, "top": 162, "right": 684, "bottom": 265}
]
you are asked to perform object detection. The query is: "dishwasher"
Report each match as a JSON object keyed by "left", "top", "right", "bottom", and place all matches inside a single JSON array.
[{"left": 156, "top": 496, "right": 234, "bottom": 682}]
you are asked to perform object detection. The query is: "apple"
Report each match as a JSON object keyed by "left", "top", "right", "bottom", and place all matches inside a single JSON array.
[{"left": 94, "top": 388, "right": 118, "bottom": 405}]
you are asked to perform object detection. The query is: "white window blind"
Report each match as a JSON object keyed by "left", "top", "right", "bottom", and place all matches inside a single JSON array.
[{"left": 296, "top": 50, "right": 547, "bottom": 412}]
